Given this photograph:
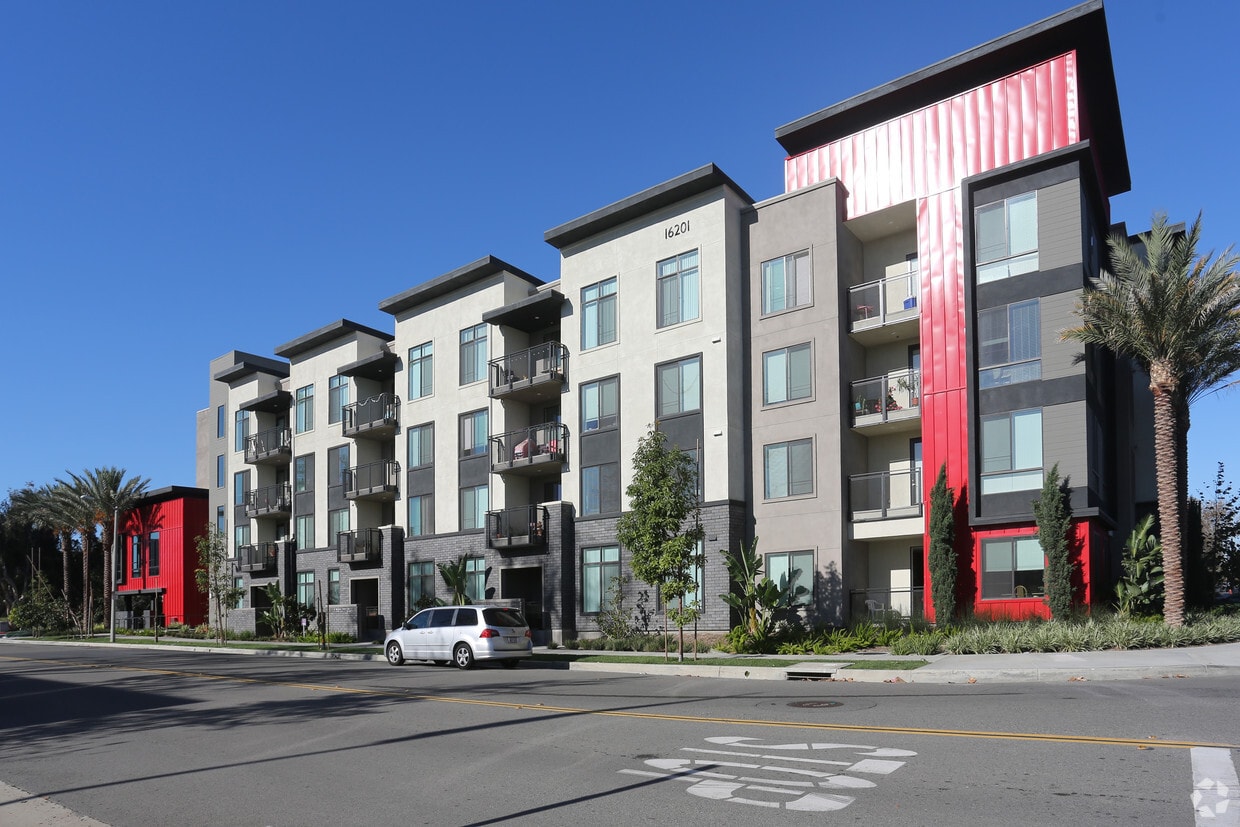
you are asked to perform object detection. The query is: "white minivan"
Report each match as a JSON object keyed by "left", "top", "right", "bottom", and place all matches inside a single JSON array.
[{"left": 384, "top": 605, "right": 533, "bottom": 669}]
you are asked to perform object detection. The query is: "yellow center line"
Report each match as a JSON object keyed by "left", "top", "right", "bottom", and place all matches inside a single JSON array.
[{"left": 4, "top": 654, "right": 1234, "bottom": 750}]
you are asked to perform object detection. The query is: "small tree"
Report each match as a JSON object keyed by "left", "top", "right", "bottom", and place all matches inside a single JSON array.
[
  {"left": 194, "top": 525, "right": 242, "bottom": 645},
  {"left": 615, "top": 425, "right": 704, "bottom": 662},
  {"left": 1033, "top": 464, "right": 1074, "bottom": 619},
  {"left": 1202, "top": 462, "right": 1240, "bottom": 592},
  {"left": 928, "top": 464, "right": 957, "bottom": 625},
  {"left": 8, "top": 571, "right": 71, "bottom": 636},
  {"left": 719, "top": 538, "right": 785, "bottom": 644},
  {"left": 1116, "top": 514, "right": 1163, "bottom": 616},
  {"left": 438, "top": 555, "right": 470, "bottom": 605}
]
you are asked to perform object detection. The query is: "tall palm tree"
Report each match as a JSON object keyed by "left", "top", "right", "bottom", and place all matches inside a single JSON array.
[
  {"left": 1063, "top": 213, "right": 1240, "bottom": 626},
  {"left": 70, "top": 467, "right": 149, "bottom": 619},
  {"left": 48, "top": 480, "right": 98, "bottom": 631}
]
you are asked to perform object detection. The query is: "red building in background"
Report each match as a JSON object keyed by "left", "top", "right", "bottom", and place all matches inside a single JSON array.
[{"left": 116, "top": 486, "right": 209, "bottom": 628}]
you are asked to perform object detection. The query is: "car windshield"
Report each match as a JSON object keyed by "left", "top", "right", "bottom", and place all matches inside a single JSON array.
[{"left": 483, "top": 608, "right": 526, "bottom": 628}]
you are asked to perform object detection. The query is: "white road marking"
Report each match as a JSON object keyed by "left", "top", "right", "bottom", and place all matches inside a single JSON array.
[{"left": 1192, "top": 747, "right": 1240, "bottom": 825}]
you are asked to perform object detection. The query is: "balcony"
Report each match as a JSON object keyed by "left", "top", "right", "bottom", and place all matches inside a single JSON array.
[
  {"left": 245, "top": 482, "right": 292, "bottom": 519},
  {"left": 486, "top": 505, "right": 549, "bottom": 552},
  {"left": 344, "top": 460, "right": 400, "bottom": 501},
  {"left": 337, "top": 528, "right": 382, "bottom": 564},
  {"left": 236, "top": 541, "right": 283, "bottom": 573},
  {"left": 850, "top": 467, "right": 923, "bottom": 522},
  {"left": 490, "top": 423, "right": 568, "bottom": 477},
  {"left": 850, "top": 369, "right": 921, "bottom": 433},
  {"left": 343, "top": 393, "right": 400, "bottom": 440},
  {"left": 489, "top": 342, "right": 568, "bottom": 404},
  {"left": 245, "top": 427, "right": 291, "bottom": 465},
  {"left": 849, "top": 266, "right": 920, "bottom": 345}
]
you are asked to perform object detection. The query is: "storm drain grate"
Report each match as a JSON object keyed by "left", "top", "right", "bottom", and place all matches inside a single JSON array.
[{"left": 788, "top": 700, "right": 843, "bottom": 709}]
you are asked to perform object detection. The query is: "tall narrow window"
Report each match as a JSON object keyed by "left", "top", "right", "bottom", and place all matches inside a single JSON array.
[
  {"left": 581, "top": 463, "right": 620, "bottom": 516},
  {"left": 407, "top": 423, "right": 434, "bottom": 468},
  {"left": 216, "top": 455, "right": 224, "bottom": 488},
  {"left": 582, "top": 546, "right": 621, "bottom": 613},
  {"left": 295, "top": 454, "right": 311, "bottom": 493},
  {"left": 460, "top": 484, "right": 488, "bottom": 530},
  {"left": 234, "top": 523, "right": 250, "bottom": 552},
  {"left": 980, "top": 409, "right": 1043, "bottom": 494},
  {"left": 328, "top": 375, "right": 349, "bottom": 424},
  {"left": 408, "top": 341, "right": 433, "bottom": 399},
  {"left": 328, "top": 445, "right": 350, "bottom": 489},
  {"left": 233, "top": 472, "right": 246, "bottom": 506},
  {"left": 234, "top": 410, "right": 250, "bottom": 452},
  {"left": 328, "top": 508, "right": 350, "bottom": 547},
  {"left": 580, "top": 376, "right": 619, "bottom": 432},
  {"left": 976, "top": 191, "right": 1038, "bottom": 283},
  {"left": 295, "top": 514, "right": 315, "bottom": 551},
  {"left": 656, "top": 356, "right": 701, "bottom": 417},
  {"left": 217, "top": 405, "right": 226, "bottom": 439},
  {"left": 295, "top": 385, "right": 315, "bottom": 433},
  {"left": 327, "top": 569, "right": 340, "bottom": 605},
  {"left": 130, "top": 535, "right": 141, "bottom": 577},
  {"left": 764, "top": 439, "right": 814, "bottom": 499},
  {"left": 763, "top": 343, "right": 813, "bottom": 404},
  {"left": 978, "top": 299, "right": 1041, "bottom": 387},
  {"left": 147, "top": 532, "right": 160, "bottom": 576},
  {"left": 656, "top": 250, "right": 700, "bottom": 328},
  {"left": 407, "top": 494, "right": 433, "bottom": 537},
  {"left": 296, "top": 571, "right": 315, "bottom": 608},
  {"left": 216, "top": 505, "right": 226, "bottom": 534},
  {"left": 761, "top": 251, "right": 811, "bottom": 314},
  {"left": 459, "top": 410, "right": 488, "bottom": 458},
  {"left": 409, "top": 560, "right": 436, "bottom": 609},
  {"left": 465, "top": 556, "right": 486, "bottom": 601},
  {"left": 459, "top": 323, "right": 488, "bottom": 385},
  {"left": 581, "top": 277, "right": 618, "bottom": 350}
]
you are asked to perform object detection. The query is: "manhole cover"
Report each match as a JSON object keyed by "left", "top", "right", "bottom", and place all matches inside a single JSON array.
[{"left": 788, "top": 700, "right": 843, "bottom": 709}]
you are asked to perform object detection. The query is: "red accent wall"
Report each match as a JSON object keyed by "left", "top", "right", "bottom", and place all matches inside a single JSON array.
[{"left": 118, "top": 495, "right": 209, "bottom": 626}]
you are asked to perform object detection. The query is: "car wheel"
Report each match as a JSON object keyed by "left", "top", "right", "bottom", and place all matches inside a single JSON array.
[
  {"left": 385, "top": 641, "right": 405, "bottom": 666},
  {"left": 453, "top": 643, "right": 474, "bottom": 670},
  {"left": 501, "top": 659, "right": 519, "bottom": 669}
]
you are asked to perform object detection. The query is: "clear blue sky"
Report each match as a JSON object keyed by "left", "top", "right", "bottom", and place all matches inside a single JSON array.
[{"left": 2, "top": 0, "right": 1237, "bottom": 500}]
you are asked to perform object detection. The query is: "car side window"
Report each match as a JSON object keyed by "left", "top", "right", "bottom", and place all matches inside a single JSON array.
[
  {"left": 429, "top": 608, "right": 455, "bottom": 627},
  {"left": 409, "top": 612, "right": 431, "bottom": 630},
  {"left": 454, "top": 608, "right": 477, "bottom": 626}
]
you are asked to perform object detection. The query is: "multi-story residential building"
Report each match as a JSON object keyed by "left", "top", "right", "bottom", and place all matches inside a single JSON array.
[{"left": 195, "top": 1, "right": 1153, "bottom": 640}]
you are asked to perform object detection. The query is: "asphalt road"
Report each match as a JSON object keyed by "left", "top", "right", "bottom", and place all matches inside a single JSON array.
[{"left": 1, "top": 642, "right": 1237, "bottom": 826}]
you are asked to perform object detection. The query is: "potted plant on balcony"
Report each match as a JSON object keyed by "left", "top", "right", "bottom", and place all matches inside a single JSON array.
[{"left": 894, "top": 374, "right": 920, "bottom": 407}]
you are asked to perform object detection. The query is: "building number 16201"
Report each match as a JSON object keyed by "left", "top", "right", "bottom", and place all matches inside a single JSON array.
[{"left": 665, "top": 220, "right": 690, "bottom": 239}]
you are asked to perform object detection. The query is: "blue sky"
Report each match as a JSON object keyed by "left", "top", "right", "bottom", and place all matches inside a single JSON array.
[{"left": 2, "top": 0, "right": 1237, "bottom": 500}]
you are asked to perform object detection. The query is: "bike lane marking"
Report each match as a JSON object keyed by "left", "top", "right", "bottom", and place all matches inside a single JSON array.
[{"left": 1192, "top": 747, "right": 1240, "bottom": 825}]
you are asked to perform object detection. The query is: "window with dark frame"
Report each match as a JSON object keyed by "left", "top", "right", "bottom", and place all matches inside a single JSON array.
[
  {"left": 656, "top": 356, "right": 701, "bottom": 417},
  {"left": 656, "top": 249, "right": 700, "bottom": 328},
  {"left": 408, "top": 341, "right": 433, "bottom": 399},
  {"left": 761, "top": 250, "right": 811, "bottom": 315},
  {"left": 581, "top": 277, "right": 617, "bottom": 349},
  {"left": 981, "top": 536, "right": 1045, "bottom": 599}
]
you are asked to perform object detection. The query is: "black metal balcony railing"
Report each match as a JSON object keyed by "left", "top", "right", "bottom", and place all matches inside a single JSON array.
[
  {"left": 849, "top": 587, "right": 925, "bottom": 621},
  {"left": 237, "top": 541, "right": 282, "bottom": 573},
  {"left": 489, "top": 423, "right": 568, "bottom": 475},
  {"left": 344, "top": 460, "right": 400, "bottom": 500},
  {"left": 489, "top": 342, "right": 568, "bottom": 400},
  {"left": 849, "top": 267, "right": 920, "bottom": 329},
  {"left": 245, "top": 482, "right": 292, "bottom": 518},
  {"left": 343, "top": 393, "right": 400, "bottom": 438},
  {"left": 486, "top": 504, "right": 549, "bottom": 551},
  {"left": 850, "top": 368, "right": 921, "bottom": 426},
  {"left": 849, "top": 467, "right": 923, "bottom": 521},
  {"left": 245, "top": 426, "right": 292, "bottom": 464},
  {"left": 338, "top": 528, "right": 382, "bottom": 563}
]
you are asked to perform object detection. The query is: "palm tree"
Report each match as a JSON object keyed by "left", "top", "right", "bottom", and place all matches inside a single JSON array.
[
  {"left": 69, "top": 467, "right": 149, "bottom": 623},
  {"left": 48, "top": 480, "right": 97, "bottom": 631},
  {"left": 10, "top": 484, "right": 76, "bottom": 607},
  {"left": 1062, "top": 213, "right": 1240, "bottom": 626}
]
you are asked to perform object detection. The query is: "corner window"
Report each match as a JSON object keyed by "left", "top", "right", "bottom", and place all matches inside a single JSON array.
[
  {"left": 234, "top": 410, "right": 250, "bottom": 452},
  {"left": 766, "top": 550, "right": 813, "bottom": 606},
  {"left": 763, "top": 343, "right": 812, "bottom": 405},
  {"left": 761, "top": 251, "right": 811, "bottom": 314},
  {"left": 980, "top": 409, "right": 1043, "bottom": 494},
  {"left": 295, "top": 385, "right": 315, "bottom": 434},
  {"left": 460, "top": 324, "right": 487, "bottom": 385},
  {"left": 581, "top": 463, "right": 620, "bottom": 516},
  {"left": 656, "top": 356, "right": 701, "bottom": 417},
  {"left": 459, "top": 410, "right": 488, "bottom": 458},
  {"left": 460, "top": 484, "right": 488, "bottom": 531},
  {"left": 764, "top": 439, "right": 813, "bottom": 499},
  {"left": 656, "top": 250, "right": 700, "bottom": 328},
  {"left": 581, "top": 376, "right": 619, "bottom": 432},
  {"left": 976, "top": 191, "right": 1038, "bottom": 283},
  {"left": 981, "top": 536, "right": 1045, "bottom": 599},
  {"left": 407, "top": 422, "right": 434, "bottom": 469},
  {"left": 582, "top": 545, "right": 621, "bottom": 614},
  {"left": 409, "top": 560, "right": 436, "bottom": 610},
  {"left": 979, "top": 299, "right": 1041, "bottom": 388},
  {"left": 328, "top": 375, "right": 349, "bottom": 425},
  {"left": 408, "top": 341, "right": 433, "bottom": 399},
  {"left": 581, "top": 277, "right": 618, "bottom": 350}
]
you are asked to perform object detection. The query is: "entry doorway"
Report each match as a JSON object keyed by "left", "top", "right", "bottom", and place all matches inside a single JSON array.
[
  {"left": 351, "top": 578, "right": 381, "bottom": 634},
  {"left": 501, "top": 567, "right": 544, "bottom": 632}
]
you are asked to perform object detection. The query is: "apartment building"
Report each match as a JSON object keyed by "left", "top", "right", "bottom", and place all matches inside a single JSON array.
[{"left": 195, "top": 1, "right": 1152, "bottom": 639}]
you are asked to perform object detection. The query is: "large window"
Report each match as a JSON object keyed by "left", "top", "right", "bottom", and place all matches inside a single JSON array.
[
  {"left": 328, "top": 508, "right": 350, "bottom": 547},
  {"left": 459, "top": 410, "right": 488, "bottom": 458},
  {"left": 656, "top": 250, "right": 700, "bottom": 328},
  {"left": 980, "top": 409, "right": 1043, "bottom": 494},
  {"left": 581, "top": 376, "right": 619, "bottom": 432},
  {"left": 296, "top": 571, "right": 315, "bottom": 609},
  {"left": 982, "top": 536, "right": 1045, "bottom": 599},
  {"left": 234, "top": 410, "right": 250, "bottom": 452},
  {"left": 763, "top": 343, "right": 812, "bottom": 405},
  {"left": 295, "top": 384, "right": 315, "bottom": 433},
  {"left": 761, "top": 251, "right": 811, "bottom": 314},
  {"left": 582, "top": 546, "right": 621, "bottom": 614},
  {"left": 408, "top": 341, "right": 433, "bottom": 399},
  {"left": 581, "top": 277, "right": 618, "bottom": 350},
  {"left": 409, "top": 561, "right": 436, "bottom": 610},
  {"left": 295, "top": 514, "right": 315, "bottom": 551},
  {"left": 976, "top": 191, "right": 1038, "bottom": 283},
  {"left": 764, "top": 439, "right": 814, "bottom": 499},
  {"left": 979, "top": 299, "right": 1041, "bottom": 388},
  {"left": 465, "top": 556, "right": 486, "bottom": 602},
  {"left": 328, "top": 375, "right": 349, "bottom": 424},
  {"left": 327, "top": 569, "right": 340, "bottom": 605},
  {"left": 407, "top": 494, "right": 433, "bottom": 537},
  {"left": 460, "top": 484, "right": 488, "bottom": 531},
  {"left": 581, "top": 463, "right": 620, "bottom": 516},
  {"left": 766, "top": 550, "right": 813, "bottom": 607},
  {"left": 460, "top": 323, "right": 488, "bottom": 385},
  {"left": 407, "top": 423, "right": 434, "bottom": 468},
  {"left": 147, "top": 532, "right": 160, "bottom": 576},
  {"left": 657, "top": 356, "right": 701, "bottom": 417}
]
